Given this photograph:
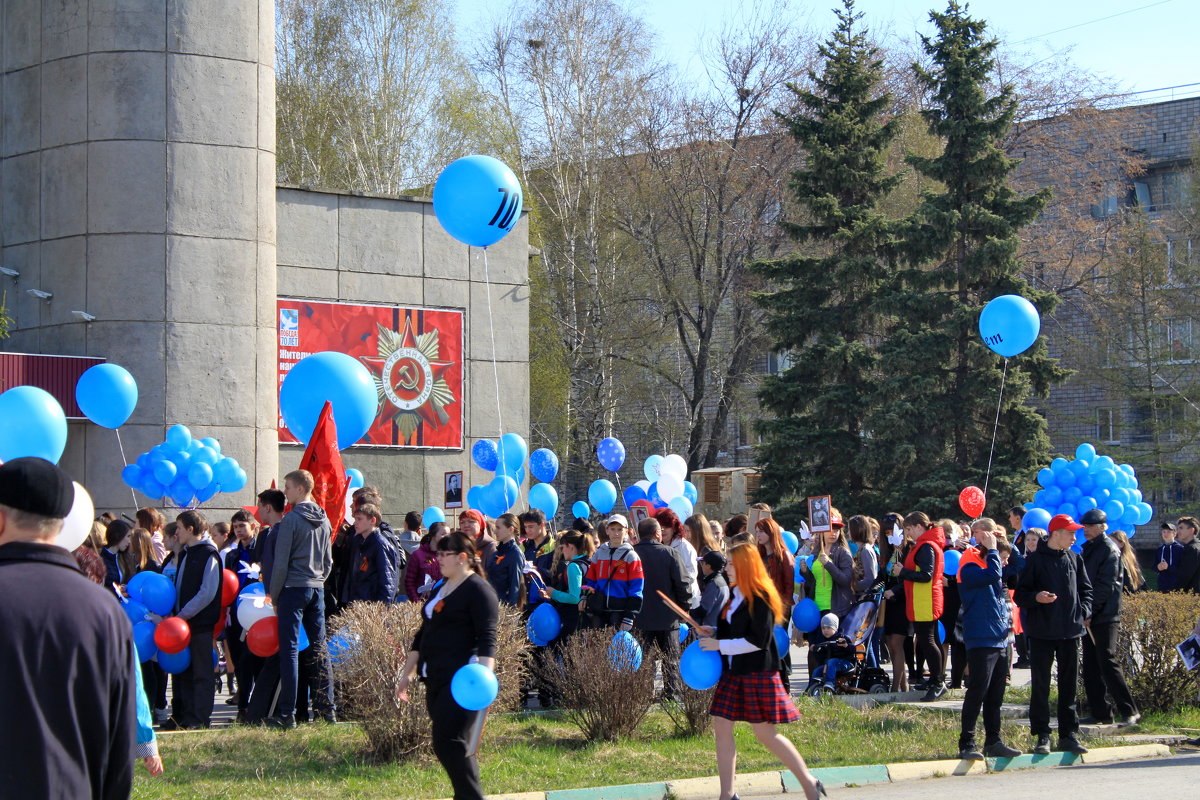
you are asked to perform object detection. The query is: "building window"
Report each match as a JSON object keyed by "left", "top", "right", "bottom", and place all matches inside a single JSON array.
[
  {"left": 703, "top": 473, "right": 722, "bottom": 504},
  {"left": 744, "top": 472, "right": 761, "bottom": 497},
  {"left": 766, "top": 349, "right": 792, "bottom": 375},
  {"left": 1166, "top": 317, "right": 1193, "bottom": 361},
  {"left": 1096, "top": 407, "right": 1119, "bottom": 444}
]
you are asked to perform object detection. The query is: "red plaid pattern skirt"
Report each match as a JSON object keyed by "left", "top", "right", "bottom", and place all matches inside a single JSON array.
[{"left": 709, "top": 670, "right": 800, "bottom": 724}]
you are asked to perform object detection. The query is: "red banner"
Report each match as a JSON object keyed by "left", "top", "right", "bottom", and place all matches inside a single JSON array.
[{"left": 277, "top": 299, "right": 464, "bottom": 449}]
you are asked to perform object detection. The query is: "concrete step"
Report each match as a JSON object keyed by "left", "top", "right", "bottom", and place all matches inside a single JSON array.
[{"left": 892, "top": 700, "right": 1028, "bottom": 718}]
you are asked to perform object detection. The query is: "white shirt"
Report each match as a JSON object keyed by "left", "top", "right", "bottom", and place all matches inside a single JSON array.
[
  {"left": 670, "top": 536, "right": 702, "bottom": 608},
  {"left": 716, "top": 587, "right": 763, "bottom": 657}
]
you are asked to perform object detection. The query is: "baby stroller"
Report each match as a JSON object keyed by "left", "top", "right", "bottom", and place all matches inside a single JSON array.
[{"left": 804, "top": 593, "right": 891, "bottom": 696}]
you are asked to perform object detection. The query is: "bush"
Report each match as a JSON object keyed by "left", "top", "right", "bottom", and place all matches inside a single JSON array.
[
  {"left": 536, "top": 628, "right": 657, "bottom": 741},
  {"left": 662, "top": 686, "right": 716, "bottom": 737},
  {"left": 1116, "top": 591, "right": 1200, "bottom": 713},
  {"left": 329, "top": 600, "right": 533, "bottom": 761}
]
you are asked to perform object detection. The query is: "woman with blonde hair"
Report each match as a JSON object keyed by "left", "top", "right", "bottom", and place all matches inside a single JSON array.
[
  {"left": 1110, "top": 530, "right": 1145, "bottom": 593},
  {"left": 698, "top": 543, "right": 825, "bottom": 800},
  {"left": 685, "top": 513, "right": 720, "bottom": 557},
  {"left": 73, "top": 520, "right": 108, "bottom": 585}
]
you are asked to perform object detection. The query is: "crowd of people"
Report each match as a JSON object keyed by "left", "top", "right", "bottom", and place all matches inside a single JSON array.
[{"left": 5, "top": 452, "right": 1200, "bottom": 799}]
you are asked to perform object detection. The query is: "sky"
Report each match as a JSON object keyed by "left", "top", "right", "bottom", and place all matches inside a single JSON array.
[{"left": 458, "top": 0, "right": 1198, "bottom": 100}]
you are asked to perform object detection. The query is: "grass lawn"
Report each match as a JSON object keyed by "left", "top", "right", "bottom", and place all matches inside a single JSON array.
[{"left": 133, "top": 699, "right": 1036, "bottom": 800}]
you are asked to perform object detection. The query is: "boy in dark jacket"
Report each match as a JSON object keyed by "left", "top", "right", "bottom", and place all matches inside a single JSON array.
[
  {"left": 1156, "top": 522, "right": 1183, "bottom": 592},
  {"left": 170, "top": 510, "right": 222, "bottom": 730},
  {"left": 341, "top": 504, "right": 398, "bottom": 605},
  {"left": 1078, "top": 509, "right": 1138, "bottom": 725},
  {"left": 809, "top": 613, "right": 857, "bottom": 692},
  {"left": 485, "top": 514, "right": 526, "bottom": 606},
  {"left": 1015, "top": 515, "right": 1092, "bottom": 756}
]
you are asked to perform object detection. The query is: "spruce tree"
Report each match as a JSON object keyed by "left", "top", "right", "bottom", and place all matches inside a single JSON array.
[
  {"left": 752, "top": 0, "right": 900, "bottom": 514},
  {"left": 865, "top": 2, "right": 1066, "bottom": 515}
]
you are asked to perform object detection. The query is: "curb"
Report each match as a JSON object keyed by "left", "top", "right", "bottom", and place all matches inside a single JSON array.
[{"left": 467, "top": 744, "right": 1172, "bottom": 800}]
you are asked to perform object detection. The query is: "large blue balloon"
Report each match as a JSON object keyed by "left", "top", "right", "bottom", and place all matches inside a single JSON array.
[
  {"left": 0, "top": 386, "right": 68, "bottom": 463},
  {"left": 472, "top": 439, "right": 499, "bottom": 471},
  {"left": 345, "top": 468, "right": 364, "bottom": 490},
  {"left": 467, "top": 484, "right": 486, "bottom": 512},
  {"left": 571, "top": 500, "right": 590, "bottom": 520},
  {"left": 1075, "top": 442, "right": 1097, "bottom": 462},
  {"left": 451, "top": 663, "right": 499, "bottom": 710},
  {"left": 680, "top": 640, "right": 723, "bottom": 690},
  {"left": 529, "top": 448, "right": 560, "bottom": 482},
  {"left": 781, "top": 529, "right": 799, "bottom": 555},
  {"left": 1036, "top": 468, "right": 1054, "bottom": 488},
  {"left": 76, "top": 363, "right": 138, "bottom": 428},
  {"left": 422, "top": 506, "right": 445, "bottom": 529},
  {"left": 528, "top": 482, "right": 559, "bottom": 517},
  {"left": 121, "top": 464, "right": 144, "bottom": 490},
  {"left": 486, "top": 475, "right": 519, "bottom": 517},
  {"left": 166, "top": 424, "right": 192, "bottom": 452},
  {"left": 279, "top": 352, "right": 378, "bottom": 450},
  {"left": 157, "top": 646, "right": 191, "bottom": 675},
  {"left": 979, "top": 294, "right": 1041, "bottom": 357},
  {"left": 623, "top": 484, "right": 647, "bottom": 508},
  {"left": 498, "top": 433, "right": 527, "bottom": 472},
  {"left": 1022, "top": 508, "right": 1052, "bottom": 531},
  {"left": 588, "top": 479, "right": 617, "bottom": 514},
  {"left": 529, "top": 603, "right": 562, "bottom": 642},
  {"left": 433, "top": 155, "right": 523, "bottom": 248},
  {"left": 133, "top": 621, "right": 158, "bottom": 663},
  {"left": 188, "top": 461, "right": 214, "bottom": 491},
  {"left": 792, "top": 598, "right": 821, "bottom": 633},
  {"left": 596, "top": 437, "right": 626, "bottom": 472},
  {"left": 140, "top": 572, "right": 177, "bottom": 616},
  {"left": 123, "top": 600, "right": 151, "bottom": 627},
  {"left": 943, "top": 549, "right": 961, "bottom": 576},
  {"left": 610, "top": 631, "right": 643, "bottom": 672}
]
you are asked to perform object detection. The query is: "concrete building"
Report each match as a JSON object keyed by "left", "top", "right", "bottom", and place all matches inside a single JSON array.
[{"left": 0, "top": 2, "right": 529, "bottom": 520}]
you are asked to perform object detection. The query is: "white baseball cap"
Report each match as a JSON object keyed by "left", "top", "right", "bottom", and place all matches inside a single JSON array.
[{"left": 605, "top": 514, "right": 630, "bottom": 528}]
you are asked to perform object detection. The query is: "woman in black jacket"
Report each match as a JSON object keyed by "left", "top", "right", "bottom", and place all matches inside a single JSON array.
[
  {"left": 395, "top": 531, "right": 499, "bottom": 800},
  {"left": 698, "top": 543, "right": 826, "bottom": 800},
  {"left": 485, "top": 513, "right": 527, "bottom": 606}
]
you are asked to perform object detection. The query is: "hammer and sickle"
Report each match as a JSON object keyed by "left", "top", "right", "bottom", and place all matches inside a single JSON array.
[{"left": 395, "top": 364, "right": 420, "bottom": 391}]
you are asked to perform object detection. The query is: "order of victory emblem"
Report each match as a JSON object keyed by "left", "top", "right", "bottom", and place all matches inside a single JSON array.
[{"left": 364, "top": 318, "right": 456, "bottom": 441}]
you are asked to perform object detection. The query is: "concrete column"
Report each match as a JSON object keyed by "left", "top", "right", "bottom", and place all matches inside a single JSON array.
[{"left": 0, "top": 0, "right": 277, "bottom": 513}]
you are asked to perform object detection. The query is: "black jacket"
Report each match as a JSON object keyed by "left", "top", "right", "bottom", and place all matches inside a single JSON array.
[
  {"left": 342, "top": 530, "right": 399, "bottom": 604},
  {"left": 1081, "top": 534, "right": 1123, "bottom": 623},
  {"left": 1175, "top": 538, "right": 1200, "bottom": 594},
  {"left": 176, "top": 539, "right": 222, "bottom": 627},
  {"left": 0, "top": 542, "right": 136, "bottom": 800},
  {"left": 485, "top": 537, "right": 526, "bottom": 606},
  {"left": 633, "top": 539, "right": 690, "bottom": 631},
  {"left": 1015, "top": 546, "right": 1093, "bottom": 640},
  {"left": 715, "top": 588, "right": 780, "bottom": 675},
  {"left": 101, "top": 547, "right": 123, "bottom": 592},
  {"left": 411, "top": 573, "right": 499, "bottom": 684}
]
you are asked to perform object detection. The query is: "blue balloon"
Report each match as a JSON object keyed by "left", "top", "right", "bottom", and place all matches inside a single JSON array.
[
  {"left": 1103, "top": 500, "right": 1125, "bottom": 520},
  {"left": 667, "top": 495, "right": 694, "bottom": 521},
  {"left": 201, "top": 437, "right": 221, "bottom": 455},
  {"left": 1069, "top": 459, "right": 1090, "bottom": 479},
  {"left": 298, "top": 624, "right": 311, "bottom": 652},
  {"left": 1036, "top": 468, "right": 1055, "bottom": 488},
  {"left": 221, "top": 467, "right": 248, "bottom": 494},
  {"left": 979, "top": 294, "right": 1041, "bottom": 357},
  {"left": 1093, "top": 454, "right": 1116, "bottom": 472},
  {"left": 1075, "top": 473, "right": 1095, "bottom": 494},
  {"left": 1119, "top": 463, "right": 1136, "bottom": 476},
  {"left": 610, "top": 630, "right": 644, "bottom": 672},
  {"left": 1121, "top": 505, "right": 1140, "bottom": 528},
  {"left": 571, "top": 500, "right": 590, "bottom": 520},
  {"left": 279, "top": 351, "right": 378, "bottom": 450},
  {"left": 327, "top": 631, "right": 360, "bottom": 665},
  {"left": 133, "top": 621, "right": 158, "bottom": 663},
  {"left": 153, "top": 459, "right": 178, "bottom": 486},
  {"left": 345, "top": 468, "right": 364, "bottom": 490},
  {"left": 1022, "top": 508, "right": 1052, "bottom": 532},
  {"left": 1062, "top": 487, "right": 1082, "bottom": 505},
  {"left": 76, "top": 363, "right": 138, "bottom": 429},
  {"left": 451, "top": 663, "right": 499, "bottom": 710},
  {"left": 433, "top": 155, "right": 523, "bottom": 248},
  {"left": 529, "top": 448, "right": 560, "bottom": 482},
  {"left": 529, "top": 603, "right": 562, "bottom": 642},
  {"left": 467, "top": 484, "right": 487, "bottom": 512},
  {"left": 623, "top": 484, "right": 647, "bottom": 508},
  {"left": 683, "top": 481, "right": 699, "bottom": 505},
  {"left": 792, "top": 598, "right": 821, "bottom": 633},
  {"left": 596, "top": 437, "right": 626, "bottom": 472},
  {"left": 422, "top": 506, "right": 446, "bottom": 529},
  {"left": 781, "top": 529, "right": 799, "bottom": 555},
  {"left": 194, "top": 481, "right": 218, "bottom": 505},
  {"left": 774, "top": 625, "right": 790, "bottom": 658},
  {"left": 1076, "top": 496, "right": 1098, "bottom": 514},
  {"left": 943, "top": 549, "right": 961, "bottom": 576},
  {"left": 188, "top": 461, "right": 214, "bottom": 490},
  {"left": 126, "top": 571, "right": 154, "bottom": 604},
  {"left": 157, "top": 646, "right": 191, "bottom": 675},
  {"left": 487, "top": 475, "right": 519, "bottom": 516},
  {"left": 1057, "top": 502, "right": 1077, "bottom": 520},
  {"left": 936, "top": 621, "right": 946, "bottom": 644},
  {"left": 122, "top": 464, "right": 144, "bottom": 489},
  {"left": 1050, "top": 457, "right": 1069, "bottom": 472},
  {"left": 679, "top": 624, "right": 690, "bottom": 645},
  {"left": 193, "top": 446, "right": 218, "bottom": 466},
  {"left": 1076, "top": 442, "right": 1097, "bottom": 462},
  {"left": 1110, "top": 487, "right": 1131, "bottom": 505},
  {"left": 472, "top": 439, "right": 499, "bottom": 471},
  {"left": 1055, "top": 468, "right": 1075, "bottom": 488},
  {"left": 139, "top": 475, "right": 166, "bottom": 500},
  {"left": 140, "top": 572, "right": 177, "bottom": 616},
  {"left": 1042, "top": 486, "right": 1063, "bottom": 507},
  {"left": 647, "top": 481, "right": 666, "bottom": 508},
  {"left": 498, "top": 433, "right": 527, "bottom": 472},
  {"left": 1094, "top": 469, "right": 1117, "bottom": 489},
  {"left": 590, "top": 482, "right": 619, "bottom": 513},
  {"left": 528, "top": 482, "right": 559, "bottom": 517},
  {"left": 0, "top": 386, "right": 69, "bottom": 463},
  {"left": 166, "top": 424, "right": 192, "bottom": 452},
  {"left": 123, "top": 600, "right": 151, "bottom": 627},
  {"left": 1135, "top": 502, "right": 1152, "bottom": 525},
  {"left": 213, "top": 457, "right": 239, "bottom": 485},
  {"left": 680, "top": 640, "right": 723, "bottom": 690}
]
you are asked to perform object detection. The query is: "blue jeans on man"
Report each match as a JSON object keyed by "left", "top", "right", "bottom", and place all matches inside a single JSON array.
[{"left": 276, "top": 586, "right": 334, "bottom": 720}]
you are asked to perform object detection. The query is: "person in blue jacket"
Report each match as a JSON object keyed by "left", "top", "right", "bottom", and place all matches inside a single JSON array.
[
  {"left": 485, "top": 512, "right": 526, "bottom": 606},
  {"left": 341, "top": 503, "right": 398, "bottom": 605},
  {"left": 956, "top": 527, "right": 1021, "bottom": 760}
]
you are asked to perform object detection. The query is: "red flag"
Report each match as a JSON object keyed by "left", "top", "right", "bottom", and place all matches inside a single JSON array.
[{"left": 299, "top": 401, "right": 350, "bottom": 537}]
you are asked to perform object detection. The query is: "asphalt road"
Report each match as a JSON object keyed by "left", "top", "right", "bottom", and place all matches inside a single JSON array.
[{"left": 760, "top": 753, "right": 1200, "bottom": 800}]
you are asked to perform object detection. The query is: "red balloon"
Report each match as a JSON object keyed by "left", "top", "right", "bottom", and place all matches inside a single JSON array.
[
  {"left": 154, "top": 616, "right": 191, "bottom": 655},
  {"left": 213, "top": 609, "right": 227, "bottom": 639},
  {"left": 958, "top": 486, "right": 986, "bottom": 519},
  {"left": 630, "top": 499, "right": 655, "bottom": 515},
  {"left": 220, "top": 569, "right": 239, "bottom": 607},
  {"left": 246, "top": 617, "right": 279, "bottom": 658}
]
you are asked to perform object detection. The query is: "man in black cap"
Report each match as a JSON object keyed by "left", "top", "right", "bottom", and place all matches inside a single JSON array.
[
  {"left": 0, "top": 457, "right": 136, "bottom": 799},
  {"left": 1078, "top": 508, "right": 1140, "bottom": 725}
]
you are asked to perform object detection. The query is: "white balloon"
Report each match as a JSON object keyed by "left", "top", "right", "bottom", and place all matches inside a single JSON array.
[
  {"left": 662, "top": 454, "right": 688, "bottom": 480},
  {"left": 634, "top": 480, "right": 651, "bottom": 492},
  {"left": 55, "top": 481, "right": 93, "bottom": 551},
  {"left": 657, "top": 473, "right": 684, "bottom": 503},
  {"left": 237, "top": 595, "right": 276, "bottom": 630}
]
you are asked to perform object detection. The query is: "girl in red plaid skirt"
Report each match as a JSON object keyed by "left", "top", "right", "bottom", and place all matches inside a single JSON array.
[{"left": 698, "top": 543, "right": 827, "bottom": 800}]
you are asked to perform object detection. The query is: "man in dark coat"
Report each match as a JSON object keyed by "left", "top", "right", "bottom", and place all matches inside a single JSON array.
[
  {"left": 1015, "top": 514, "right": 1093, "bottom": 756},
  {"left": 169, "top": 509, "right": 222, "bottom": 730},
  {"left": 633, "top": 517, "right": 693, "bottom": 700},
  {"left": 0, "top": 458, "right": 136, "bottom": 799},
  {"left": 1078, "top": 508, "right": 1139, "bottom": 725},
  {"left": 1174, "top": 516, "right": 1200, "bottom": 593}
]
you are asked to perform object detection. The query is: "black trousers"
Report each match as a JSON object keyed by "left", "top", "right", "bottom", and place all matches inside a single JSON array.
[
  {"left": 913, "top": 621, "right": 944, "bottom": 684},
  {"left": 1028, "top": 636, "right": 1080, "bottom": 738},
  {"left": 1081, "top": 620, "right": 1138, "bottom": 721},
  {"left": 246, "top": 655, "right": 280, "bottom": 723},
  {"left": 175, "top": 624, "right": 215, "bottom": 727},
  {"left": 426, "top": 678, "right": 485, "bottom": 800},
  {"left": 960, "top": 647, "right": 1008, "bottom": 748},
  {"left": 637, "top": 627, "right": 680, "bottom": 699}
]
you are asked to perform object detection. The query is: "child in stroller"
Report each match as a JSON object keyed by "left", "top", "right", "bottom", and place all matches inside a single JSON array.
[{"left": 805, "top": 595, "right": 890, "bottom": 696}]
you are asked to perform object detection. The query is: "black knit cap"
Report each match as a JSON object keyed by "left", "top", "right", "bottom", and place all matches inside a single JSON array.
[{"left": 0, "top": 457, "right": 75, "bottom": 519}]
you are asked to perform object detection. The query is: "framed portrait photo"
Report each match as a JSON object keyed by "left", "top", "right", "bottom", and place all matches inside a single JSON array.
[
  {"left": 630, "top": 504, "right": 650, "bottom": 528},
  {"left": 444, "top": 470, "right": 464, "bottom": 509},
  {"left": 808, "top": 495, "right": 832, "bottom": 534}
]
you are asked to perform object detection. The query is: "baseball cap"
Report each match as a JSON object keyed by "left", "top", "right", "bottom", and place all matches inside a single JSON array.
[
  {"left": 605, "top": 513, "right": 629, "bottom": 528},
  {"left": 1080, "top": 508, "right": 1107, "bottom": 525},
  {"left": 1048, "top": 514, "right": 1083, "bottom": 533},
  {"left": 830, "top": 512, "right": 844, "bottom": 528},
  {"left": 0, "top": 457, "right": 75, "bottom": 519}
]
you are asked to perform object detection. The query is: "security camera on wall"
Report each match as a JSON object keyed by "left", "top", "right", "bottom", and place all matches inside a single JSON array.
[
  {"left": 71, "top": 310, "right": 96, "bottom": 322},
  {"left": 0, "top": 267, "right": 19, "bottom": 278},
  {"left": 26, "top": 288, "right": 52, "bottom": 300}
]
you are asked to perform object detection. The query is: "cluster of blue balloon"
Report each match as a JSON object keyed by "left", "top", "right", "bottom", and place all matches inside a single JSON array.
[
  {"left": 1023, "top": 442, "right": 1153, "bottom": 551},
  {"left": 121, "top": 424, "right": 246, "bottom": 507},
  {"left": 125, "top": 571, "right": 178, "bottom": 664},
  {"left": 613, "top": 452, "right": 698, "bottom": 521},
  {"left": 469, "top": 433, "right": 545, "bottom": 518}
]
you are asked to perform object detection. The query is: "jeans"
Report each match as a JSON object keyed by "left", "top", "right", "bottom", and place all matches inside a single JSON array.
[
  {"left": 275, "top": 586, "right": 334, "bottom": 719},
  {"left": 1028, "top": 636, "right": 1080, "bottom": 739},
  {"left": 960, "top": 647, "right": 1008, "bottom": 748},
  {"left": 1081, "top": 620, "right": 1138, "bottom": 721},
  {"left": 814, "top": 657, "right": 854, "bottom": 687}
]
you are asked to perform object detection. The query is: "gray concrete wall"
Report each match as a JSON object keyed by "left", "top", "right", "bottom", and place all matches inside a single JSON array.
[
  {"left": 276, "top": 187, "right": 530, "bottom": 521},
  {"left": 0, "top": 0, "right": 278, "bottom": 515}
]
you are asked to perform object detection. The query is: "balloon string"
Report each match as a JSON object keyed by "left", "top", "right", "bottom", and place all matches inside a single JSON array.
[
  {"left": 613, "top": 473, "right": 628, "bottom": 513},
  {"left": 481, "top": 248, "right": 523, "bottom": 511},
  {"left": 114, "top": 428, "right": 140, "bottom": 514},
  {"left": 982, "top": 358, "right": 1009, "bottom": 503}
]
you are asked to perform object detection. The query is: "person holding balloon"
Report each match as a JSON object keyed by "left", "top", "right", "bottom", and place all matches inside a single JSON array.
[
  {"left": 889, "top": 512, "right": 947, "bottom": 702},
  {"left": 697, "top": 543, "right": 826, "bottom": 800},
  {"left": 395, "top": 531, "right": 499, "bottom": 800},
  {"left": 165, "top": 510, "right": 222, "bottom": 730},
  {"left": 102, "top": 519, "right": 134, "bottom": 596},
  {"left": 539, "top": 532, "right": 594, "bottom": 639},
  {"left": 754, "top": 519, "right": 796, "bottom": 690}
]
